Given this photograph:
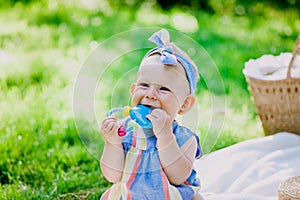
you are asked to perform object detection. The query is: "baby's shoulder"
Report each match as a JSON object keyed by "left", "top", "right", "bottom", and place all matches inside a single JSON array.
[
  {"left": 173, "top": 123, "right": 202, "bottom": 158},
  {"left": 173, "top": 123, "right": 196, "bottom": 147}
]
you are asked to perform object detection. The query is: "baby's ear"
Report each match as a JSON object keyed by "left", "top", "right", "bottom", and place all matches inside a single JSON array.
[
  {"left": 178, "top": 95, "right": 195, "bottom": 115},
  {"left": 130, "top": 83, "right": 136, "bottom": 96}
]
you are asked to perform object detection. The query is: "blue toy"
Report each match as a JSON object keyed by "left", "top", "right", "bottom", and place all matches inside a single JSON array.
[{"left": 106, "top": 104, "right": 153, "bottom": 136}]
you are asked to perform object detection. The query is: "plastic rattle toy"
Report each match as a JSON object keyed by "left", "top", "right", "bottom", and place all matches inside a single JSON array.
[{"left": 106, "top": 104, "right": 153, "bottom": 136}]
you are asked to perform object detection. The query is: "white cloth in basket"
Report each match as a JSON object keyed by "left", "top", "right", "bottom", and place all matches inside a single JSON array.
[
  {"left": 195, "top": 132, "right": 300, "bottom": 200},
  {"left": 243, "top": 52, "right": 300, "bottom": 80}
]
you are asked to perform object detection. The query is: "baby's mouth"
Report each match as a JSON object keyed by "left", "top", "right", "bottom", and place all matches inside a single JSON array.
[
  {"left": 142, "top": 104, "right": 152, "bottom": 108},
  {"left": 140, "top": 104, "right": 156, "bottom": 110}
]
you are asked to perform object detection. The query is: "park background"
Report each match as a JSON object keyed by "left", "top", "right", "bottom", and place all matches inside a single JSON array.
[{"left": 1, "top": 0, "right": 300, "bottom": 199}]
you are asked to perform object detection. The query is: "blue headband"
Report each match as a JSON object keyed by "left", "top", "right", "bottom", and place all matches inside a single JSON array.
[{"left": 145, "top": 29, "right": 197, "bottom": 94}]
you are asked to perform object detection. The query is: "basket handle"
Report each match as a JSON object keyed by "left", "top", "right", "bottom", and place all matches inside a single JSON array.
[{"left": 287, "top": 34, "right": 300, "bottom": 79}]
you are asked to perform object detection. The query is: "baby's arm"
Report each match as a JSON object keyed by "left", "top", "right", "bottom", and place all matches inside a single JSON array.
[
  {"left": 157, "top": 135, "right": 197, "bottom": 185},
  {"left": 100, "top": 116, "right": 125, "bottom": 183},
  {"left": 147, "top": 109, "right": 197, "bottom": 185}
]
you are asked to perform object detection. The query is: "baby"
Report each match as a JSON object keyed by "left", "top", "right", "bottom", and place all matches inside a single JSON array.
[{"left": 100, "top": 29, "right": 203, "bottom": 200}]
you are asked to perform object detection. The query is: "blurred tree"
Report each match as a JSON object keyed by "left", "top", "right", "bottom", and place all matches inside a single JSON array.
[
  {"left": 236, "top": 0, "right": 300, "bottom": 10},
  {"left": 154, "top": 0, "right": 300, "bottom": 13},
  {"left": 1, "top": 0, "right": 34, "bottom": 6},
  {"left": 2, "top": 0, "right": 300, "bottom": 12},
  {"left": 156, "top": 0, "right": 213, "bottom": 11}
]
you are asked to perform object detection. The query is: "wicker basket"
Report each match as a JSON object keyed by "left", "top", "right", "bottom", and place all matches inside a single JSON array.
[
  {"left": 244, "top": 36, "right": 300, "bottom": 136},
  {"left": 245, "top": 76, "right": 300, "bottom": 136},
  {"left": 278, "top": 176, "right": 300, "bottom": 200}
]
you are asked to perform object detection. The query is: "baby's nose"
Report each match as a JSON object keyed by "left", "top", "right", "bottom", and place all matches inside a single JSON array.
[{"left": 145, "top": 88, "right": 157, "bottom": 100}]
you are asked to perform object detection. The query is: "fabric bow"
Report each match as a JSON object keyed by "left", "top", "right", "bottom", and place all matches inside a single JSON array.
[{"left": 145, "top": 29, "right": 197, "bottom": 94}]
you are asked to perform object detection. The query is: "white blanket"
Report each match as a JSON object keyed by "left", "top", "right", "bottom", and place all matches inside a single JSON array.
[{"left": 195, "top": 132, "right": 300, "bottom": 200}]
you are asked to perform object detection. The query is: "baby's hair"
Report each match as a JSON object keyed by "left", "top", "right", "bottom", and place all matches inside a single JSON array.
[{"left": 168, "top": 42, "right": 200, "bottom": 82}]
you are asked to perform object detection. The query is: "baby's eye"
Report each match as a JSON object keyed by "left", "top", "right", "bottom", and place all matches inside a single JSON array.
[
  {"left": 139, "top": 83, "right": 149, "bottom": 87},
  {"left": 159, "top": 87, "right": 171, "bottom": 91}
]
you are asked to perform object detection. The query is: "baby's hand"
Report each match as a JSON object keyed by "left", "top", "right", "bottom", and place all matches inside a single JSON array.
[
  {"left": 147, "top": 109, "right": 172, "bottom": 138},
  {"left": 100, "top": 116, "right": 122, "bottom": 145}
]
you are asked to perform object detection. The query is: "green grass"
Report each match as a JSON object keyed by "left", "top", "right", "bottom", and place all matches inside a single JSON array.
[{"left": 0, "top": 0, "right": 300, "bottom": 199}]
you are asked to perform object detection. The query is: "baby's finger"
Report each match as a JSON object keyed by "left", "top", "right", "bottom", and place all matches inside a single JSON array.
[
  {"left": 151, "top": 109, "right": 165, "bottom": 117},
  {"left": 102, "top": 120, "right": 117, "bottom": 132},
  {"left": 102, "top": 116, "right": 117, "bottom": 124},
  {"left": 101, "top": 119, "right": 115, "bottom": 130},
  {"left": 146, "top": 114, "right": 153, "bottom": 122},
  {"left": 112, "top": 123, "right": 121, "bottom": 134},
  {"left": 154, "top": 112, "right": 167, "bottom": 123},
  {"left": 107, "top": 121, "right": 116, "bottom": 132}
]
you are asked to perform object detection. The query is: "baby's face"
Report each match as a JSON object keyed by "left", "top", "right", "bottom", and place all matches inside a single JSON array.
[{"left": 130, "top": 55, "right": 190, "bottom": 120}]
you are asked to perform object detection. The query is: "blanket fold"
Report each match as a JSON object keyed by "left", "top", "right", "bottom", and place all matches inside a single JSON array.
[{"left": 195, "top": 132, "right": 300, "bottom": 200}]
